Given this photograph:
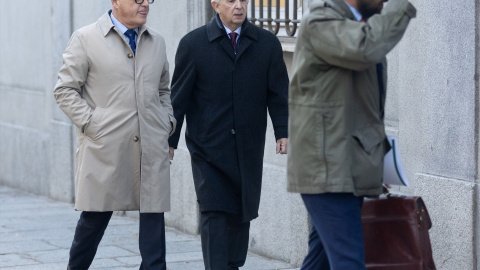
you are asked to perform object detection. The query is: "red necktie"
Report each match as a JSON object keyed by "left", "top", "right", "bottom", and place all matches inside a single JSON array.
[{"left": 229, "top": 32, "right": 238, "bottom": 51}]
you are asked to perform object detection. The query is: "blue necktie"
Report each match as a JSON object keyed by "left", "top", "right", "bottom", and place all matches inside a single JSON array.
[{"left": 124, "top": 29, "right": 137, "bottom": 55}]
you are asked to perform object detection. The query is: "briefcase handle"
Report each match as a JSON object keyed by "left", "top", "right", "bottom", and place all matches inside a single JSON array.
[{"left": 381, "top": 185, "right": 433, "bottom": 230}]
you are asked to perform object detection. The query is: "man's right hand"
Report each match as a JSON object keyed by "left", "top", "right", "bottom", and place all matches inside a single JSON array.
[{"left": 169, "top": 147, "right": 175, "bottom": 161}]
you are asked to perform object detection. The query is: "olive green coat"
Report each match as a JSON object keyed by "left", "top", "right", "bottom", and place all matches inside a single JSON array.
[{"left": 287, "top": 0, "right": 416, "bottom": 196}]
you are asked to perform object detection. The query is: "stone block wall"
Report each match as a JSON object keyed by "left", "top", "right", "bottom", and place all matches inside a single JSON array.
[{"left": 1, "top": 0, "right": 479, "bottom": 268}]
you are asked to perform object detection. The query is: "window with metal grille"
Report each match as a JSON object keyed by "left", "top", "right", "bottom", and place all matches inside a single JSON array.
[{"left": 249, "top": 0, "right": 304, "bottom": 37}]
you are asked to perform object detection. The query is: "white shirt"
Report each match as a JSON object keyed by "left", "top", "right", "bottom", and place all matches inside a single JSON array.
[{"left": 223, "top": 25, "right": 241, "bottom": 44}]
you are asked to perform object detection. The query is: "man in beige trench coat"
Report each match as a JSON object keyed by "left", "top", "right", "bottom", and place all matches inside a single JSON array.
[{"left": 53, "top": 0, "right": 175, "bottom": 269}]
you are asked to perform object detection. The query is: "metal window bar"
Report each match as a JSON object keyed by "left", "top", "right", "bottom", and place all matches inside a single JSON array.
[{"left": 249, "top": 0, "right": 302, "bottom": 37}]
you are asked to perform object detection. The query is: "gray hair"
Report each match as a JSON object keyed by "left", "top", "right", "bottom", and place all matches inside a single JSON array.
[{"left": 211, "top": 0, "right": 249, "bottom": 3}]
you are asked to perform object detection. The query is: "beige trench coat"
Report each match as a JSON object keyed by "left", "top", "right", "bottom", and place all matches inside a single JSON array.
[
  {"left": 287, "top": 0, "right": 416, "bottom": 196},
  {"left": 54, "top": 11, "right": 176, "bottom": 213}
]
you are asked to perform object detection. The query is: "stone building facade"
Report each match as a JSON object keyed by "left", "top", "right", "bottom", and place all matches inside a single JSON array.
[{"left": 0, "top": 0, "right": 478, "bottom": 268}]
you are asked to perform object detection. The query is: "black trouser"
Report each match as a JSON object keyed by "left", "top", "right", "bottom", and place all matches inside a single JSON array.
[
  {"left": 200, "top": 211, "right": 250, "bottom": 270},
  {"left": 68, "top": 211, "right": 166, "bottom": 270}
]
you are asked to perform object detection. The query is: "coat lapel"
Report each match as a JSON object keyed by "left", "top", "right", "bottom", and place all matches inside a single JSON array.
[
  {"left": 220, "top": 38, "right": 236, "bottom": 60},
  {"left": 235, "top": 20, "right": 257, "bottom": 60},
  {"left": 207, "top": 15, "right": 235, "bottom": 60},
  {"left": 207, "top": 15, "right": 258, "bottom": 61}
]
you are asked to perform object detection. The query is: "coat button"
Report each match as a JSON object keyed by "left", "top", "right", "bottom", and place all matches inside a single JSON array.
[
  {"left": 133, "top": 136, "right": 139, "bottom": 142},
  {"left": 128, "top": 53, "right": 134, "bottom": 58},
  {"left": 231, "top": 129, "right": 236, "bottom": 135}
]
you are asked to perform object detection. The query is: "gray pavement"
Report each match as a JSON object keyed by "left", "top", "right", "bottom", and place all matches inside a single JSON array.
[{"left": 0, "top": 186, "right": 299, "bottom": 270}]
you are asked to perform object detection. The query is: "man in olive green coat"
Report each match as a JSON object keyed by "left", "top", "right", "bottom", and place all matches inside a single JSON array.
[{"left": 287, "top": 0, "right": 416, "bottom": 268}]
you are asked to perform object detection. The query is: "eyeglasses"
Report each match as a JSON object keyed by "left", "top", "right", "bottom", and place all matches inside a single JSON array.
[{"left": 135, "top": 0, "right": 154, "bottom": 4}]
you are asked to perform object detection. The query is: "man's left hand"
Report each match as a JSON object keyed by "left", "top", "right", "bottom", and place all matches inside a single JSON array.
[{"left": 276, "top": 138, "right": 288, "bottom": 154}]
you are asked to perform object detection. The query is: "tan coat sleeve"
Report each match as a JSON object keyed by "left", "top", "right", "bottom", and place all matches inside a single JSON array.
[
  {"left": 53, "top": 31, "right": 93, "bottom": 132},
  {"left": 157, "top": 58, "right": 176, "bottom": 135},
  {"left": 305, "top": 0, "right": 416, "bottom": 71}
]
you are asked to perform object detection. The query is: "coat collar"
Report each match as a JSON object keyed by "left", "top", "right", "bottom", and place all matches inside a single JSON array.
[
  {"left": 207, "top": 14, "right": 258, "bottom": 59},
  {"left": 322, "top": 0, "right": 356, "bottom": 20},
  {"left": 207, "top": 14, "right": 258, "bottom": 42},
  {"left": 98, "top": 10, "right": 152, "bottom": 38}
]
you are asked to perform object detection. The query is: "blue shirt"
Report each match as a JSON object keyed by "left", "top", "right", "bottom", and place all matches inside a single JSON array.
[
  {"left": 110, "top": 12, "right": 138, "bottom": 44},
  {"left": 344, "top": 1, "right": 362, "bottom": 21}
]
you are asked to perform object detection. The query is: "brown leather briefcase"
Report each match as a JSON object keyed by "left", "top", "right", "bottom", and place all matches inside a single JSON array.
[{"left": 361, "top": 196, "right": 436, "bottom": 270}]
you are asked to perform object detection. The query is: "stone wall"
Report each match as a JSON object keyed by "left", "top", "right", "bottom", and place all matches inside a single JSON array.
[
  {"left": 384, "top": 0, "right": 479, "bottom": 268},
  {"left": 0, "top": 1, "right": 74, "bottom": 202}
]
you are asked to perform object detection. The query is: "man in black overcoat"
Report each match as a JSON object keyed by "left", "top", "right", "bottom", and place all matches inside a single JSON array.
[{"left": 168, "top": 0, "right": 289, "bottom": 268}]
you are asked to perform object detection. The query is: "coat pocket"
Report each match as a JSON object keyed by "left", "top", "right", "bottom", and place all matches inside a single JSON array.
[
  {"left": 351, "top": 124, "right": 385, "bottom": 154},
  {"left": 287, "top": 103, "right": 328, "bottom": 185},
  {"left": 197, "top": 105, "right": 213, "bottom": 141},
  {"left": 158, "top": 105, "right": 173, "bottom": 135},
  {"left": 84, "top": 107, "right": 106, "bottom": 141},
  {"left": 351, "top": 124, "right": 386, "bottom": 193}
]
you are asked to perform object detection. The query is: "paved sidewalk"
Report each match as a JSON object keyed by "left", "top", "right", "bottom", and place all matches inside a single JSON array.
[{"left": 0, "top": 186, "right": 299, "bottom": 270}]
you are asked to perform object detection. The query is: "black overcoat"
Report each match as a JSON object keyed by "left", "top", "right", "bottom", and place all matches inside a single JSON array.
[{"left": 168, "top": 15, "right": 289, "bottom": 222}]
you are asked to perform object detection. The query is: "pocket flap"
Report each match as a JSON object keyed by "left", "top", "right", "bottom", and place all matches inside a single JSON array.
[{"left": 352, "top": 124, "right": 385, "bottom": 152}]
